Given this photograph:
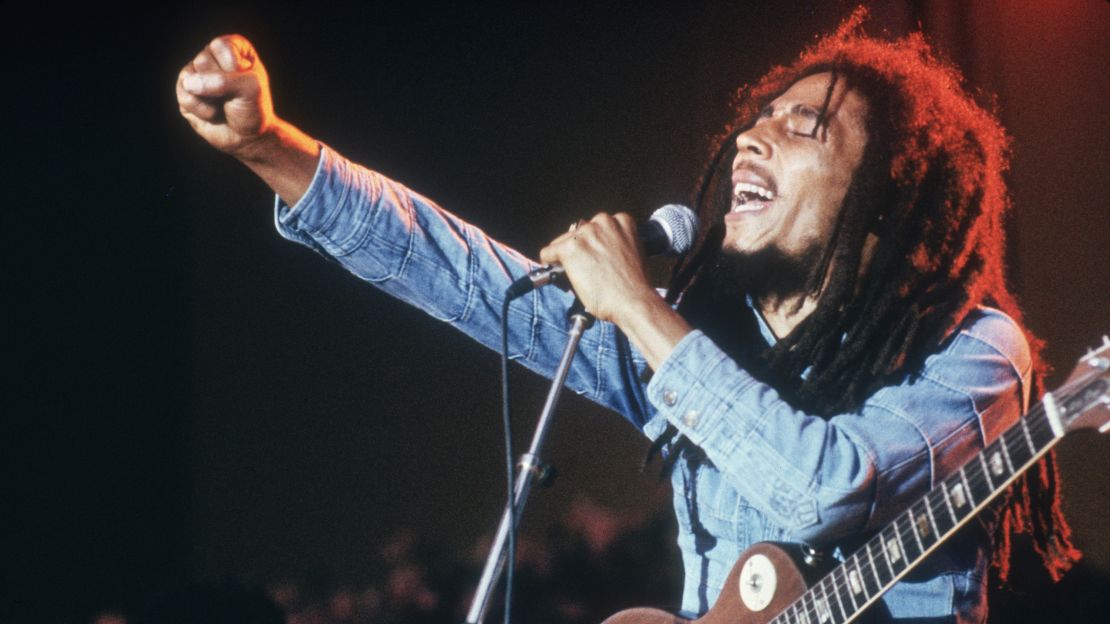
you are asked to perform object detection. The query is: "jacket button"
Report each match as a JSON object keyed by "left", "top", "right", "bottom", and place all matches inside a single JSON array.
[
  {"left": 682, "top": 410, "right": 699, "bottom": 427},
  {"left": 663, "top": 389, "right": 678, "bottom": 406}
]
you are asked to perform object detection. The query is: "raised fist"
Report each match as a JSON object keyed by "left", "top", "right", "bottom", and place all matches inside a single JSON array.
[{"left": 176, "top": 35, "right": 276, "bottom": 160}]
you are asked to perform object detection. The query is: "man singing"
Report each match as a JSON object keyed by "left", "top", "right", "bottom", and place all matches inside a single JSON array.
[{"left": 177, "top": 13, "right": 1077, "bottom": 622}]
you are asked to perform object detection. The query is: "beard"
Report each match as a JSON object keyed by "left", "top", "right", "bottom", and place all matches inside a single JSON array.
[{"left": 705, "top": 243, "right": 823, "bottom": 306}]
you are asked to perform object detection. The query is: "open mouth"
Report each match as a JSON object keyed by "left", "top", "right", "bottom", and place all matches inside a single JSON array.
[{"left": 731, "top": 181, "right": 776, "bottom": 213}]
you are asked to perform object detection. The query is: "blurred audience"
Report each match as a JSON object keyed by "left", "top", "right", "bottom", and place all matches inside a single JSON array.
[{"left": 93, "top": 495, "right": 681, "bottom": 623}]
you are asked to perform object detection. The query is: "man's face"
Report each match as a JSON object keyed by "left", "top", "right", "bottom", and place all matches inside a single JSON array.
[{"left": 723, "top": 72, "right": 869, "bottom": 275}]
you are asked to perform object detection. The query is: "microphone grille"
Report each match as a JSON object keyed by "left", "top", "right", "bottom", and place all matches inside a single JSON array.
[{"left": 651, "top": 204, "right": 699, "bottom": 255}]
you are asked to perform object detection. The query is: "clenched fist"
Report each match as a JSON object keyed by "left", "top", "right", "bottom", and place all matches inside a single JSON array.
[
  {"left": 176, "top": 35, "right": 275, "bottom": 159},
  {"left": 176, "top": 34, "right": 318, "bottom": 205}
]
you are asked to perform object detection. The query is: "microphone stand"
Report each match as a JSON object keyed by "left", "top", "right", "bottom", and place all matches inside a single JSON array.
[{"left": 464, "top": 298, "right": 595, "bottom": 624}]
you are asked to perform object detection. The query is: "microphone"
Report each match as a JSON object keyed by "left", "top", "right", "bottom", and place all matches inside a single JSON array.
[{"left": 506, "top": 204, "right": 699, "bottom": 299}]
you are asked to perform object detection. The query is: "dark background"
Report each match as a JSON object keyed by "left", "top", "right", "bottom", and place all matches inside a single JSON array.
[{"left": 6, "top": 0, "right": 1109, "bottom": 621}]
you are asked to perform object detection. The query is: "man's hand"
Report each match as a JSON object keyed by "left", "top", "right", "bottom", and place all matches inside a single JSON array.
[
  {"left": 539, "top": 213, "right": 692, "bottom": 369},
  {"left": 539, "top": 213, "right": 653, "bottom": 323},
  {"left": 176, "top": 35, "right": 275, "bottom": 160},
  {"left": 176, "top": 35, "right": 318, "bottom": 205}
]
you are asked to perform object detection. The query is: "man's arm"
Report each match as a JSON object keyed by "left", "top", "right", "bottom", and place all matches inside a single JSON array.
[
  {"left": 176, "top": 35, "right": 318, "bottom": 205},
  {"left": 176, "top": 35, "right": 658, "bottom": 429}
]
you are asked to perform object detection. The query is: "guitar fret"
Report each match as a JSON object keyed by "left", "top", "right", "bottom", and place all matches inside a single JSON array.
[
  {"left": 860, "top": 546, "right": 882, "bottom": 596},
  {"left": 1004, "top": 427, "right": 1034, "bottom": 471},
  {"left": 998, "top": 435, "right": 1016, "bottom": 474},
  {"left": 907, "top": 501, "right": 936, "bottom": 564},
  {"left": 815, "top": 578, "right": 834, "bottom": 623},
  {"left": 848, "top": 555, "right": 869, "bottom": 602},
  {"left": 896, "top": 513, "right": 922, "bottom": 562},
  {"left": 964, "top": 455, "right": 993, "bottom": 507},
  {"left": 920, "top": 499, "right": 939, "bottom": 547},
  {"left": 835, "top": 568, "right": 857, "bottom": 618},
  {"left": 885, "top": 525, "right": 906, "bottom": 572},
  {"left": 1019, "top": 417, "right": 1036, "bottom": 455},
  {"left": 985, "top": 439, "right": 1010, "bottom": 483},
  {"left": 865, "top": 540, "right": 890, "bottom": 588},
  {"left": 977, "top": 452, "right": 995, "bottom": 491},
  {"left": 797, "top": 600, "right": 812, "bottom": 624},
  {"left": 958, "top": 468, "right": 976, "bottom": 507},
  {"left": 826, "top": 575, "right": 847, "bottom": 623},
  {"left": 939, "top": 481, "right": 958, "bottom": 524},
  {"left": 878, "top": 530, "right": 896, "bottom": 579},
  {"left": 794, "top": 599, "right": 812, "bottom": 621},
  {"left": 787, "top": 598, "right": 803, "bottom": 624},
  {"left": 947, "top": 476, "right": 968, "bottom": 510},
  {"left": 927, "top": 489, "right": 954, "bottom": 535},
  {"left": 906, "top": 509, "right": 924, "bottom": 555},
  {"left": 1026, "top": 410, "right": 1057, "bottom": 449},
  {"left": 843, "top": 574, "right": 859, "bottom": 614}
]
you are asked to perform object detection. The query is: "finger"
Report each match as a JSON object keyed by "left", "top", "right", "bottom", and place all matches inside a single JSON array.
[
  {"left": 181, "top": 69, "right": 260, "bottom": 99},
  {"left": 177, "top": 85, "right": 220, "bottom": 121},
  {"left": 539, "top": 243, "right": 560, "bottom": 266},
  {"left": 179, "top": 109, "right": 211, "bottom": 135},
  {"left": 585, "top": 212, "right": 637, "bottom": 245},
  {"left": 612, "top": 212, "right": 636, "bottom": 233},
  {"left": 546, "top": 226, "right": 582, "bottom": 250},
  {"left": 588, "top": 212, "right": 629, "bottom": 235},
  {"left": 210, "top": 35, "right": 255, "bottom": 72},
  {"left": 193, "top": 47, "right": 220, "bottom": 72},
  {"left": 176, "top": 67, "right": 219, "bottom": 118},
  {"left": 612, "top": 212, "right": 641, "bottom": 245}
]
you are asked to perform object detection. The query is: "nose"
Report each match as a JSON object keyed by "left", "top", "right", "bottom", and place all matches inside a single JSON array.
[{"left": 735, "top": 126, "right": 771, "bottom": 162}]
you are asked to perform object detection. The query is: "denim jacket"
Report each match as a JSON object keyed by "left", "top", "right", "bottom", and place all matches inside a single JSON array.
[{"left": 275, "top": 146, "right": 1031, "bottom": 622}]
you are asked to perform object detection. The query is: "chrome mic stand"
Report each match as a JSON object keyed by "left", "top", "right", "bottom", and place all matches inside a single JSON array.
[{"left": 464, "top": 299, "right": 594, "bottom": 624}]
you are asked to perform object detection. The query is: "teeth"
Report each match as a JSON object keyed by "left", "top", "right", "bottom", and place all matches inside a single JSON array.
[{"left": 733, "top": 182, "right": 775, "bottom": 202}]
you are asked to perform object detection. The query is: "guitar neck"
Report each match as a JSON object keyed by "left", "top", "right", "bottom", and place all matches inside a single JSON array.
[{"left": 772, "top": 387, "right": 1082, "bottom": 624}]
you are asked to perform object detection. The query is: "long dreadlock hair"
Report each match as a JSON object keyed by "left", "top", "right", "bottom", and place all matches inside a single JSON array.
[{"left": 652, "top": 8, "right": 1079, "bottom": 586}]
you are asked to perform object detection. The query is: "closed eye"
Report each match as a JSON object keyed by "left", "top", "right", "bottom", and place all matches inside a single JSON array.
[{"left": 794, "top": 104, "right": 820, "bottom": 119}]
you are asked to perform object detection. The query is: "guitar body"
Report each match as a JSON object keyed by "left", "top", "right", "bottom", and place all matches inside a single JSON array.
[{"left": 603, "top": 542, "right": 826, "bottom": 624}]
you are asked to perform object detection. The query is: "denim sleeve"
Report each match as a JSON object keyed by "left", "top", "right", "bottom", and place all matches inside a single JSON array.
[
  {"left": 273, "top": 145, "right": 654, "bottom": 428},
  {"left": 646, "top": 311, "right": 1031, "bottom": 545}
]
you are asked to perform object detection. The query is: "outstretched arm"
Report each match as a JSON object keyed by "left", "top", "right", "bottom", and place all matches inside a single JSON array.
[{"left": 175, "top": 35, "right": 659, "bottom": 429}]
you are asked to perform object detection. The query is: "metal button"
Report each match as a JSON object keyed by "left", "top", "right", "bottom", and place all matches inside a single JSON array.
[
  {"left": 682, "top": 410, "right": 699, "bottom": 427},
  {"left": 663, "top": 389, "right": 678, "bottom": 406}
]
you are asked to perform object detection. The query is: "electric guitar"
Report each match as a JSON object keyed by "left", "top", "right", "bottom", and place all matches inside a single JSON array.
[{"left": 604, "top": 338, "right": 1110, "bottom": 624}]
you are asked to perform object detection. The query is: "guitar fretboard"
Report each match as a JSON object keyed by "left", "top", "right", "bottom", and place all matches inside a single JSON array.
[{"left": 770, "top": 403, "right": 1062, "bottom": 624}]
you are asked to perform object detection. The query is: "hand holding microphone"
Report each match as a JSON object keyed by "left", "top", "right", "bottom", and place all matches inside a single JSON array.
[{"left": 517, "top": 205, "right": 698, "bottom": 324}]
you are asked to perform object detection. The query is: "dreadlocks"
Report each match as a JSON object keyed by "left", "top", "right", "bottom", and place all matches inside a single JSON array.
[{"left": 653, "top": 8, "right": 1079, "bottom": 587}]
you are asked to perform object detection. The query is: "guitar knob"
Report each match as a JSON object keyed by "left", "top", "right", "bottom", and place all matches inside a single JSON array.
[{"left": 738, "top": 553, "right": 778, "bottom": 612}]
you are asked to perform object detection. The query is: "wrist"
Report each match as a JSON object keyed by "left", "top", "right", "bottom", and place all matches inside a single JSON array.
[
  {"left": 616, "top": 291, "right": 692, "bottom": 370},
  {"left": 235, "top": 119, "right": 299, "bottom": 164},
  {"left": 236, "top": 119, "right": 320, "bottom": 206},
  {"left": 613, "top": 288, "right": 668, "bottom": 328}
]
